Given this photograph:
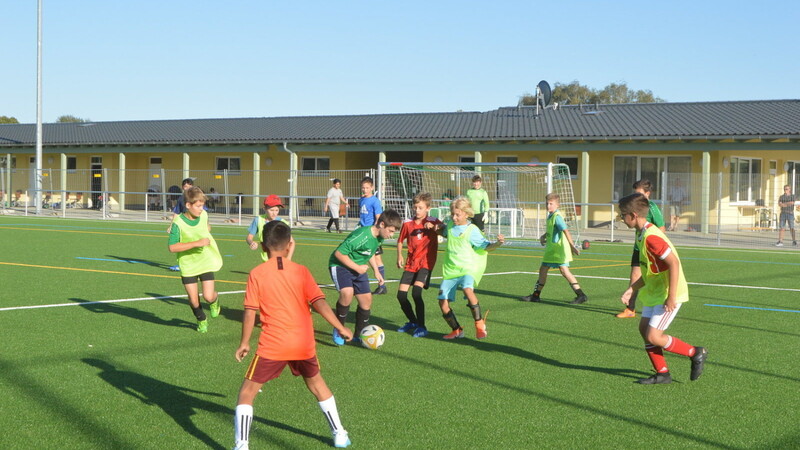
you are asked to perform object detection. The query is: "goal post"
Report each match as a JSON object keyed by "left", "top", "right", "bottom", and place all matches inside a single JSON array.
[{"left": 377, "top": 162, "right": 580, "bottom": 242}]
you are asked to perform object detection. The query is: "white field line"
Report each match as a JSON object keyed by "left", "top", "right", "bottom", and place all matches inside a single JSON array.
[{"left": 3, "top": 270, "right": 795, "bottom": 313}]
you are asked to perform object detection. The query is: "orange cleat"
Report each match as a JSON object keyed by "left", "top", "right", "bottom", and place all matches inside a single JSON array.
[
  {"left": 616, "top": 308, "right": 635, "bottom": 318},
  {"left": 443, "top": 328, "right": 464, "bottom": 340},
  {"left": 475, "top": 319, "right": 487, "bottom": 339}
]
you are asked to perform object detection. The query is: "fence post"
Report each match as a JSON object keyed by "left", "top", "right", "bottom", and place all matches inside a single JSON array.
[
  {"left": 701, "top": 152, "right": 710, "bottom": 234},
  {"left": 610, "top": 203, "right": 615, "bottom": 242},
  {"left": 717, "top": 172, "right": 722, "bottom": 246}
]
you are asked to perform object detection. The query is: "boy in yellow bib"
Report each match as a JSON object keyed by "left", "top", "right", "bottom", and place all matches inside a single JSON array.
[
  {"left": 246, "top": 194, "right": 294, "bottom": 262},
  {"left": 168, "top": 187, "right": 223, "bottom": 333},
  {"left": 618, "top": 193, "right": 707, "bottom": 384},
  {"left": 437, "top": 197, "right": 504, "bottom": 340},
  {"left": 520, "top": 193, "right": 587, "bottom": 304}
]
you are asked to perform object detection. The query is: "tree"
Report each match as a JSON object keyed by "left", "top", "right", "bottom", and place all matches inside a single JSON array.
[
  {"left": 0, "top": 116, "right": 19, "bottom": 124},
  {"left": 56, "top": 115, "right": 89, "bottom": 123},
  {"left": 519, "top": 81, "right": 665, "bottom": 106}
]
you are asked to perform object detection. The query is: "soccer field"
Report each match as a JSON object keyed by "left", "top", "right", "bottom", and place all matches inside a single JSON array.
[{"left": 1, "top": 216, "right": 798, "bottom": 449}]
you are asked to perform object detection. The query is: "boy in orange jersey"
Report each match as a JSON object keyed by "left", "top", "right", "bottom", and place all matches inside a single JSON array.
[
  {"left": 618, "top": 193, "right": 707, "bottom": 385},
  {"left": 234, "top": 221, "right": 353, "bottom": 449}
]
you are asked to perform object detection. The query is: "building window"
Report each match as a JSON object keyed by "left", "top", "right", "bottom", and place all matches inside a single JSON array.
[
  {"left": 557, "top": 156, "right": 579, "bottom": 178},
  {"left": 612, "top": 156, "right": 691, "bottom": 202},
  {"left": 301, "top": 157, "right": 330, "bottom": 176},
  {"left": 729, "top": 157, "right": 762, "bottom": 204},
  {"left": 0, "top": 155, "right": 16, "bottom": 170},
  {"left": 788, "top": 161, "right": 800, "bottom": 197},
  {"left": 67, "top": 156, "right": 77, "bottom": 173},
  {"left": 216, "top": 157, "right": 241, "bottom": 175}
]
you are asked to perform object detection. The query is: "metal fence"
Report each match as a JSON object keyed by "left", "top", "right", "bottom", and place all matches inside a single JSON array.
[{"left": 1, "top": 168, "right": 796, "bottom": 250}]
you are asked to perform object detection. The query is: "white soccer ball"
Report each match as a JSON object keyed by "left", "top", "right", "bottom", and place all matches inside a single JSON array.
[{"left": 359, "top": 324, "right": 385, "bottom": 350}]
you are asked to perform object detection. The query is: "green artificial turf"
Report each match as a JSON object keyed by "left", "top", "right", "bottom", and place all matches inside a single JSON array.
[{"left": 0, "top": 216, "right": 798, "bottom": 449}]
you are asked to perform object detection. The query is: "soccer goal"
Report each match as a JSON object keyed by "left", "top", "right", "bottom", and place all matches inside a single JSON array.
[{"left": 378, "top": 162, "right": 580, "bottom": 241}]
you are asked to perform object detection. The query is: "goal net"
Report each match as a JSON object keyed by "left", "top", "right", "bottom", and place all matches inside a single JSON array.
[{"left": 378, "top": 162, "right": 579, "bottom": 242}]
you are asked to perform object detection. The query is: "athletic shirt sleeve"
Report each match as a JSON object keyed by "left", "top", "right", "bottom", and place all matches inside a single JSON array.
[
  {"left": 247, "top": 217, "right": 259, "bottom": 235},
  {"left": 303, "top": 266, "right": 325, "bottom": 304},
  {"left": 644, "top": 233, "right": 672, "bottom": 261},
  {"left": 244, "top": 270, "right": 261, "bottom": 311},
  {"left": 469, "top": 226, "right": 490, "bottom": 249},
  {"left": 553, "top": 214, "right": 567, "bottom": 234},
  {"left": 168, "top": 222, "right": 181, "bottom": 245},
  {"left": 398, "top": 220, "right": 412, "bottom": 244}
]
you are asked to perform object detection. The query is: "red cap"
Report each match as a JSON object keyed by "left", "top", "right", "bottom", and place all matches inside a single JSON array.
[{"left": 264, "top": 194, "right": 284, "bottom": 208}]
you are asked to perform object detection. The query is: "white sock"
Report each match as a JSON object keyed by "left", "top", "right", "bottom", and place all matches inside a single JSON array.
[
  {"left": 319, "top": 396, "right": 344, "bottom": 433},
  {"left": 234, "top": 404, "right": 254, "bottom": 446}
]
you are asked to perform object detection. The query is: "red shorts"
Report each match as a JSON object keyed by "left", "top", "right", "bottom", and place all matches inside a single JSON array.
[{"left": 244, "top": 355, "right": 320, "bottom": 383}]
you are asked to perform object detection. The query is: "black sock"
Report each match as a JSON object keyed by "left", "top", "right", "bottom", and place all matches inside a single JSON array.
[
  {"left": 411, "top": 285, "right": 426, "bottom": 328},
  {"left": 333, "top": 218, "right": 340, "bottom": 231},
  {"left": 628, "top": 290, "right": 638, "bottom": 310},
  {"left": 191, "top": 305, "right": 206, "bottom": 321},
  {"left": 443, "top": 310, "right": 461, "bottom": 330},
  {"left": 326, "top": 218, "right": 335, "bottom": 230},
  {"left": 335, "top": 302, "right": 349, "bottom": 325},
  {"left": 534, "top": 281, "right": 544, "bottom": 295},
  {"left": 355, "top": 307, "right": 371, "bottom": 337},
  {"left": 397, "top": 290, "right": 417, "bottom": 323},
  {"left": 467, "top": 303, "right": 482, "bottom": 321}
]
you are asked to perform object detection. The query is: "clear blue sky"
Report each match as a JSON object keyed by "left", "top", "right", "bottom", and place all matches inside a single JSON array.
[{"left": 2, "top": 0, "right": 798, "bottom": 124}]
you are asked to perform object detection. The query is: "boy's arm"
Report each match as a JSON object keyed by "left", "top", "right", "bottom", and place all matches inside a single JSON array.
[
  {"left": 246, "top": 233, "right": 259, "bottom": 250},
  {"left": 369, "top": 254, "right": 384, "bottom": 284},
  {"left": 311, "top": 298, "right": 353, "bottom": 341},
  {"left": 485, "top": 234, "right": 505, "bottom": 251},
  {"left": 334, "top": 250, "right": 369, "bottom": 274},
  {"left": 396, "top": 239, "right": 405, "bottom": 268},
  {"left": 563, "top": 229, "right": 581, "bottom": 256},
  {"left": 662, "top": 251, "right": 681, "bottom": 312},
  {"left": 235, "top": 308, "right": 258, "bottom": 362},
  {"left": 169, "top": 238, "right": 210, "bottom": 253},
  {"left": 620, "top": 276, "right": 645, "bottom": 306}
]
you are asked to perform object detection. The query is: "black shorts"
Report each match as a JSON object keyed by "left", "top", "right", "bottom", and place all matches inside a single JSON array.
[
  {"left": 399, "top": 268, "right": 432, "bottom": 289},
  {"left": 630, "top": 248, "right": 640, "bottom": 267},
  {"left": 375, "top": 245, "right": 384, "bottom": 256},
  {"left": 181, "top": 272, "right": 215, "bottom": 285}
]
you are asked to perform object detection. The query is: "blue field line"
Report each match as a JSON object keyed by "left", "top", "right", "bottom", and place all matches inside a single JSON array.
[{"left": 704, "top": 304, "right": 800, "bottom": 314}]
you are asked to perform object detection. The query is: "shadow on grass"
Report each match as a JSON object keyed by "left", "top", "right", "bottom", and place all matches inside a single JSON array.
[
  {"left": 83, "top": 358, "right": 329, "bottom": 448},
  {"left": 105, "top": 254, "right": 175, "bottom": 270},
  {"left": 70, "top": 296, "right": 195, "bottom": 330}
]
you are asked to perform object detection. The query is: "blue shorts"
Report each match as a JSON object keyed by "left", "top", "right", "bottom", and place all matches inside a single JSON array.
[
  {"left": 542, "top": 262, "right": 569, "bottom": 269},
  {"left": 437, "top": 275, "right": 475, "bottom": 302},
  {"left": 330, "top": 266, "right": 371, "bottom": 295},
  {"left": 779, "top": 212, "right": 795, "bottom": 230}
]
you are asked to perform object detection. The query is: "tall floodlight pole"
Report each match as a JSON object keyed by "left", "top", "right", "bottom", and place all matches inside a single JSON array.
[{"left": 35, "top": 0, "right": 43, "bottom": 215}]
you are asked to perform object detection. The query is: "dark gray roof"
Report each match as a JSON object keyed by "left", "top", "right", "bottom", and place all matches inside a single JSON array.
[{"left": 1, "top": 100, "right": 799, "bottom": 148}]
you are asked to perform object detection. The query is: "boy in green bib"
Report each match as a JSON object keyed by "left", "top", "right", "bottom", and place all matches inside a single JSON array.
[
  {"left": 520, "top": 193, "right": 587, "bottom": 304},
  {"left": 618, "top": 193, "right": 707, "bottom": 384},
  {"left": 437, "top": 197, "right": 504, "bottom": 340},
  {"left": 168, "top": 187, "right": 223, "bottom": 333}
]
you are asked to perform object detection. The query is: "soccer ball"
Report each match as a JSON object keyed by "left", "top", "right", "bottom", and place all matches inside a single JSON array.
[{"left": 359, "top": 325, "right": 385, "bottom": 350}]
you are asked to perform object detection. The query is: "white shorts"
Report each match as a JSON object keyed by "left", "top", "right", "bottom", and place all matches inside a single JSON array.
[{"left": 641, "top": 303, "right": 683, "bottom": 331}]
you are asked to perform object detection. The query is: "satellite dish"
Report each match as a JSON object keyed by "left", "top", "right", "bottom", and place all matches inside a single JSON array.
[{"left": 537, "top": 80, "right": 552, "bottom": 108}]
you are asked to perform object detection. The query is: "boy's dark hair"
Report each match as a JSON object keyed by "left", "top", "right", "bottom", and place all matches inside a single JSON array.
[
  {"left": 182, "top": 178, "right": 194, "bottom": 187},
  {"left": 184, "top": 186, "right": 206, "bottom": 204},
  {"left": 361, "top": 176, "right": 374, "bottom": 186},
  {"left": 261, "top": 220, "right": 291, "bottom": 255},
  {"left": 333, "top": 178, "right": 341, "bottom": 184},
  {"left": 376, "top": 209, "right": 402, "bottom": 229},
  {"left": 413, "top": 192, "right": 432, "bottom": 207},
  {"left": 619, "top": 192, "right": 650, "bottom": 217},
  {"left": 632, "top": 179, "right": 653, "bottom": 193},
  {"left": 472, "top": 175, "right": 482, "bottom": 183}
]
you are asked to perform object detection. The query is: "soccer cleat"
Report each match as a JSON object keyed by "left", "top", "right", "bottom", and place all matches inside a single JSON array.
[
  {"left": 233, "top": 442, "right": 249, "bottom": 450},
  {"left": 332, "top": 328, "right": 345, "bottom": 346},
  {"left": 775, "top": 241, "right": 784, "bottom": 247},
  {"left": 570, "top": 293, "right": 588, "bottom": 304},
  {"left": 520, "top": 292, "right": 541, "bottom": 302},
  {"left": 333, "top": 430, "right": 351, "bottom": 448},
  {"left": 169, "top": 265, "right": 180, "bottom": 271},
  {"left": 209, "top": 300, "right": 221, "bottom": 318},
  {"left": 196, "top": 319, "right": 208, "bottom": 333},
  {"left": 794, "top": 241, "right": 798, "bottom": 246},
  {"left": 372, "top": 284, "right": 388, "bottom": 295},
  {"left": 690, "top": 347, "right": 708, "bottom": 381},
  {"left": 397, "top": 322, "right": 417, "bottom": 333},
  {"left": 637, "top": 372, "right": 672, "bottom": 384},
  {"left": 616, "top": 308, "right": 635, "bottom": 318},
  {"left": 475, "top": 319, "right": 487, "bottom": 339},
  {"left": 412, "top": 326, "right": 428, "bottom": 338},
  {"left": 443, "top": 328, "right": 464, "bottom": 340}
]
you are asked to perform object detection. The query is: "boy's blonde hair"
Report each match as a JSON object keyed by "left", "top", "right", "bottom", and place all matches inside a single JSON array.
[
  {"left": 413, "top": 192, "right": 432, "bottom": 207},
  {"left": 184, "top": 186, "right": 207, "bottom": 204},
  {"left": 545, "top": 192, "right": 560, "bottom": 203},
  {"left": 450, "top": 196, "right": 474, "bottom": 217}
]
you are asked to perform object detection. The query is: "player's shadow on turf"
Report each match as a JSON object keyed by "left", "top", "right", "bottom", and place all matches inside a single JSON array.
[
  {"left": 70, "top": 297, "right": 195, "bottom": 330},
  {"left": 105, "top": 254, "right": 176, "bottom": 270},
  {"left": 434, "top": 334, "right": 649, "bottom": 380},
  {"left": 83, "top": 358, "right": 330, "bottom": 448}
]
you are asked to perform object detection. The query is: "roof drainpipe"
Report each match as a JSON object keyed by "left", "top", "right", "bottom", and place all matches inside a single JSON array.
[{"left": 282, "top": 142, "right": 300, "bottom": 225}]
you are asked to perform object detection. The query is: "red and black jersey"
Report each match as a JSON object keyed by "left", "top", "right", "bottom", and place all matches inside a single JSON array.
[{"left": 398, "top": 216, "right": 442, "bottom": 272}]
